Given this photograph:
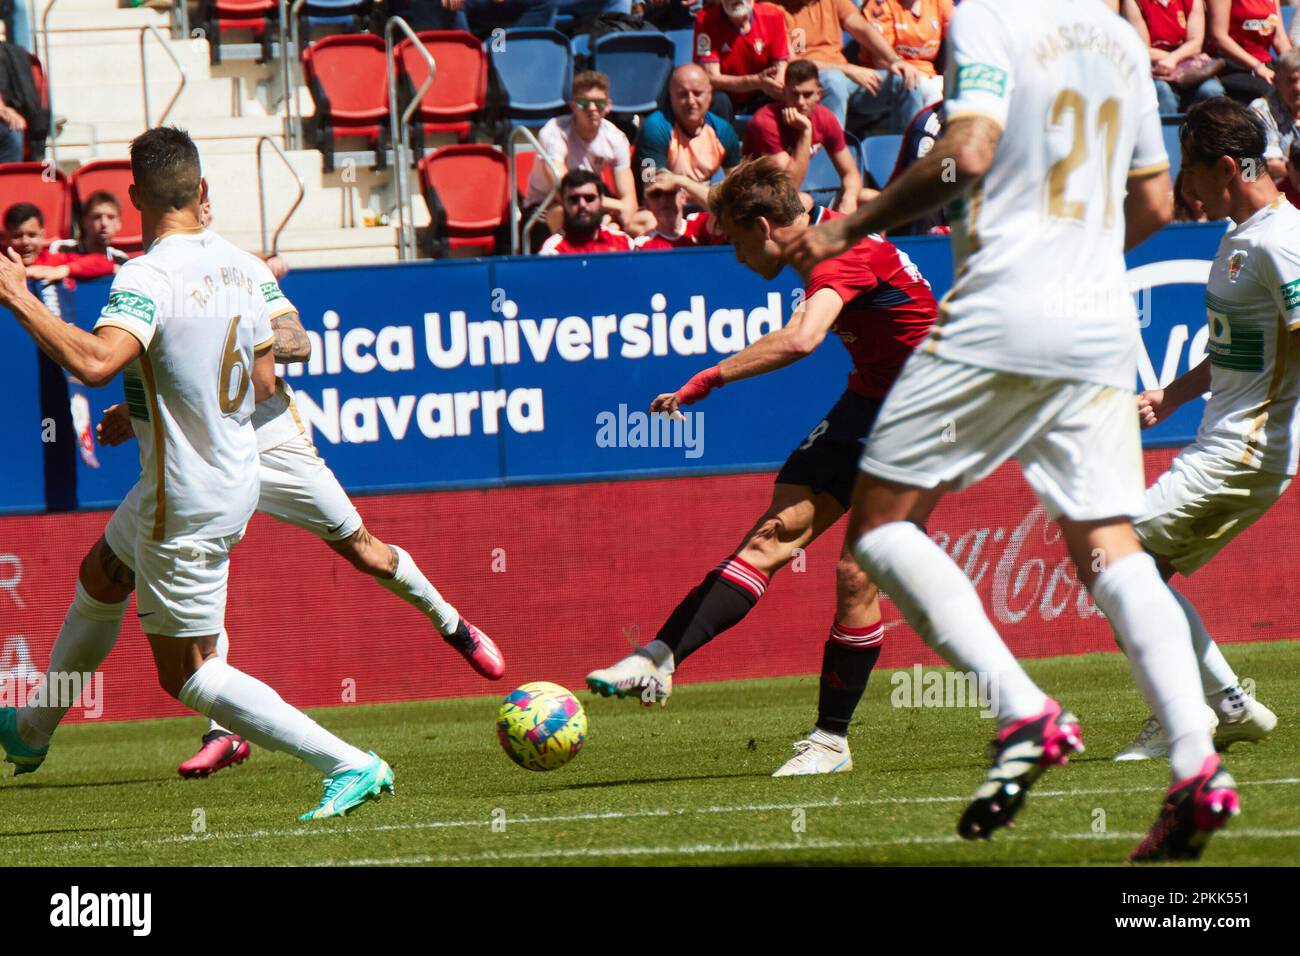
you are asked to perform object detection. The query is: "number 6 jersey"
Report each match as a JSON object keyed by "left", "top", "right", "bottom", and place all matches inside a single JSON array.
[
  {"left": 94, "top": 227, "right": 274, "bottom": 541},
  {"left": 931, "top": 0, "right": 1168, "bottom": 391}
]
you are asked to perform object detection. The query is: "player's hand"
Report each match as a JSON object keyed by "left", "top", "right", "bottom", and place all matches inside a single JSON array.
[
  {"left": 1136, "top": 388, "right": 1169, "bottom": 429},
  {"left": 650, "top": 391, "right": 682, "bottom": 418},
  {"left": 781, "top": 215, "right": 854, "bottom": 272},
  {"left": 783, "top": 106, "right": 813, "bottom": 138},
  {"left": 96, "top": 403, "right": 133, "bottom": 446},
  {"left": 0, "top": 247, "right": 30, "bottom": 306},
  {"left": 890, "top": 60, "right": 924, "bottom": 90}
]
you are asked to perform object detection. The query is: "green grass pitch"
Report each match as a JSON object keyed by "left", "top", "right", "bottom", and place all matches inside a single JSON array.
[{"left": 2, "top": 642, "right": 1297, "bottom": 866}]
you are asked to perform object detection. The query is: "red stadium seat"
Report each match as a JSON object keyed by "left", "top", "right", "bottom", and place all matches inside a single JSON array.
[
  {"left": 514, "top": 148, "right": 536, "bottom": 201},
  {"left": 199, "top": 0, "right": 280, "bottom": 65},
  {"left": 0, "top": 163, "right": 72, "bottom": 240},
  {"left": 418, "top": 145, "right": 510, "bottom": 256},
  {"left": 397, "top": 31, "right": 488, "bottom": 151},
  {"left": 301, "top": 33, "right": 390, "bottom": 172},
  {"left": 25, "top": 52, "right": 49, "bottom": 162},
  {"left": 70, "top": 160, "right": 143, "bottom": 255}
]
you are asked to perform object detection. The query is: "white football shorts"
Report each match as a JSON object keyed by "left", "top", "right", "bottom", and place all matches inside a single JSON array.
[{"left": 257, "top": 432, "right": 362, "bottom": 541}]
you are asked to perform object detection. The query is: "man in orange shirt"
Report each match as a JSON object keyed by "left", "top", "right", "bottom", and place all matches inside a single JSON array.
[
  {"left": 780, "top": 0, "right": 927, "bottom": 134},
  {"left": 861, "top": 0, "right": 952, "bottom": 79}
]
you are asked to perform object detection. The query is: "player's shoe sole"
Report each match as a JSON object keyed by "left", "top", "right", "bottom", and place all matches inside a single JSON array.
[
  {"left": 178, "top": 731, "right": 251, "bottom": 779},
  {"left": 959, "top": 698, "right": 1083, "bottom": 840},
  {"left": 0, "top": 706, "right": 49, "bottom": 776},
  {"left": 299, "top": 753, "right": 395, "bottom": 821},
  {"left": 1129, "top": 755, "right": 1239, "bottom": 862}
]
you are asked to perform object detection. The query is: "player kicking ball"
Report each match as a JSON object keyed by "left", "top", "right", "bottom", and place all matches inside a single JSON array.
[
  {"left": 587, "top": 158, "right": 937, "bottom": 776},
  {"left": 785, "top": 0, "right": 1235, "bottom": 861},
  {"left": 0, "top": 128, "right": 394, "bottom": 820},
  {"left": 1114, "top": 99, "right": 1290, "bottom": 762},
  {"left": 86, "top": 197, "right": 504, "bottom": 779}
]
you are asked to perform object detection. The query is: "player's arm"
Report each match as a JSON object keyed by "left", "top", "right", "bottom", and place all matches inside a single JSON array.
[
  {"left": 1138, "top": 358, "right": 1211, "bottom": 428},
  {"left": 649, "top": 288, "right": 842, "bottom": 415},
  {"left": 843, "top": 10, "right": 922, "bottom": 87},
  {"left": 253, "top": 342, "right": 276, "bottom": 403},
  {"left": 784, "top": 114, "right": 1001, "bottom": 268},
  {"left": 1124, "top": 169, "right": 1175, "bottom": 251},
  {"left": 0, "top": 250, "right": 140, "bottom": 387},
  {"left": 271, "top": 310, "right": 312, "bottom": 363}
]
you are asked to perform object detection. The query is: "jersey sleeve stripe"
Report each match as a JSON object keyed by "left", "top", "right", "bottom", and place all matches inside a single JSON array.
[
  {"left": 941, "top": 108, "right": 1005, "bottom": 130},
  {"left": 268, "top": 305, "right": 297, "bottom": 322},
  {"left": 254, "top": 335, "right": 276, "bottom": 353},
  {"left": 95, "top": 319, "right": 152, "bottom": 353},
  {"left": 1128, "top": 160, "right": 1171, "bottom": 178}
]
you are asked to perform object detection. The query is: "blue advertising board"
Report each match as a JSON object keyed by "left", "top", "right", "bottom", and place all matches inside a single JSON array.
[{"left": 4, "top": 221, "right": 1226, "bottom": 514}]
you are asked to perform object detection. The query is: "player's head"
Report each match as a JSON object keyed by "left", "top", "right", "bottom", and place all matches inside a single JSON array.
[
  {"left": 644, "top": 174, "right": 686, "bottom": 230},
  {"left": 721, "top": 0, "right": 753, "bottom": 25},
  {"left": 1179, "top": 98, "right": 1269, "bottom": 220},
  {"left": 669, "top": 64, "right": 712, "bottom": 131},
  {"left": 709, "top": 157, "right": 804, "bottom": 279},
  {"left": 80, "top": 191, "right": 122, "bottom": 253},
  {"left": 128, "top": 126, "right": 203, "bottom": 217},
  {"left": 571, "top": 71, "right": 611, "bottom": 135},
  {"left": 782, "top": 60, "right": 821, "bottom": 115},
  {"left": 1274, "top": 49, "right": 1300, "bottom": 115},
  {"left": 558, "top": 169, "right": 605, "bottom": 235},
  {"left": 4, "top": 202, "right": 45, "bottom": 265}
]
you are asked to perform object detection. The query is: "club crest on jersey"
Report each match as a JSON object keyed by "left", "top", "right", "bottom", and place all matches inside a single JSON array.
[
  {"left": 754, "top": 39, "right": 764, "bottom": 54},
  {"left": 1228, "top": 250, "right": 1248, "bottom": 283},
  {"left": 696, "top": 33, "right": 710, "bottom": 55}
]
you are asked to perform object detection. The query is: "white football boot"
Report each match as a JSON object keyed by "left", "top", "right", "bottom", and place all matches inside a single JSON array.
[
  {"left": 1115, "top": 704, "right": 1219, "bottom": 762},
  {"left": 772, "top": 730, "right": 852, "bottom": 776},
  {"left": 586, "top": 640, "right": 673, "bottom": 705},
  {"left": 1214, "top": 696, "right": 1278, "bottom": 749}
]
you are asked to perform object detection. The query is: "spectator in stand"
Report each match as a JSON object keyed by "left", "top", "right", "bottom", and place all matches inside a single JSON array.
[
  {"left": 523, "top": 71, "right": 648, "bottom": 249},
  {"left": 48, "top": 191, "right": 130, "bottom": 270},
  {"left": 858, "top": 0, "right": 950, "bottom": 113},
  {"left": 384, "top": 0, "right": 558, "bottom": 37},
  {"left": 1125, "top": 0, "right": 1226, "bottom": 114},
  {"left": 637, "top": 64, "right": 743, "bottom": 184},
  {"left": 4, "top": 202, "right": 114, "bottom": 284},
  {"left": 634, "top": 170, "right": 729, "bottom": 249},
  {"left": 694, "top": 0, "right": 790, "bottom": 120},
  {"left": 777, "top": 0, "right": 926, "bottom": 134},
  {"left": 1207, "top": 0, "right": 1291, "bottom": 103},
  {"left": 742, "top": 58, "right": 871, "bottom": 213},
  {"left": 1251, "top": 48, "right": 1300, "bottom": 180},
  {"left": 635, "top": 0, "right": 698, "bottom": 32},
  {"left": 539, "top": 170, "right": 635, "bottom": 255},
  {"left": 556, "top": 0, "right": 633, "bottom": 25}
]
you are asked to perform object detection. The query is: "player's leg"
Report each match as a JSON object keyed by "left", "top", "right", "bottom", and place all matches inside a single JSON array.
[
  {"left": 772, "top": 541, "right": 884, "bottom": 776},
  {"left": 258, "top": 434, "right": 505, "bottom": 679},
  {"left": 140, "top": 531, "right": 393, "bottom": 820},
  {"left": 177, "top": 630, "right": 252, "bottom": 779}
]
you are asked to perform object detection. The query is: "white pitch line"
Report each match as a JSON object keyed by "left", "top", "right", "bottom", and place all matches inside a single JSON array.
[
  {"left": 11, "top": 777, "right": 1300, "bottom": 856},
  {"left": 314, "top": 828, "right": 1300, "bottom": 867}
]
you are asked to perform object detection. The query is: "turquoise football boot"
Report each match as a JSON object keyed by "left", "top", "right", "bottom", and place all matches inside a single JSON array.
[
  {"left": 0, "top": 707, "right": 49, "bottom": 776},
  {"left": 299, "top": 752, "right": 394, "bottom": 821}
]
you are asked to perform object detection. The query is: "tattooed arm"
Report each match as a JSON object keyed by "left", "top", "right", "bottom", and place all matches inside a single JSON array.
[{"left": 272, "top": 311, "right": 312, "bottom": 363}]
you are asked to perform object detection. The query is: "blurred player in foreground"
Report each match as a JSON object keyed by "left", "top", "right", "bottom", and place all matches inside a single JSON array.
[
  {"left": 0, "top": 127, "right": 392, "bottom": 820},
  {"left": 1115, "top": 98, "right": 1290, "bottom": 761},
  {"left": 588, "top": 157, "right": 936, "bottom": 776},
  {"left": 784, "top": 0, "right": 1233, "bottom": 861}
]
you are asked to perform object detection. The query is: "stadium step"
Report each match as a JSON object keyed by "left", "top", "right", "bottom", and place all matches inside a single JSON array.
[{"left": 218, "top": 224, "right": 404, "bottom": 268}]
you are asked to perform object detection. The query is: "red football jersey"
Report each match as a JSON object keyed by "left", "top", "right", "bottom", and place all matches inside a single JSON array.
[
  {"left": 694, "top": 3, "right": 790, "bottom": 104},
  {"left": 1134, "top": 0, "right": 1193, "bottom": 52},
  {"left": 634, "top": 212, "right": 726, "bottom": 250},
  {"left": 539, "top": 226, "right": 634, "bottom": 256},
  {"left": 804, "top": 208, "right": 937, "bottom": 398}
]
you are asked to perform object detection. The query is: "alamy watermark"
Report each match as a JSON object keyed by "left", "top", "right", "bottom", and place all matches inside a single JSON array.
[
  {"left": 0, "top": 671, "right": 104, "bottom": 719},
  {"left": 596, "top": 405, "right": 704, "bottom": 459},
  {"left": 890, "top": 665, "right": 998, "bottom": 718}
]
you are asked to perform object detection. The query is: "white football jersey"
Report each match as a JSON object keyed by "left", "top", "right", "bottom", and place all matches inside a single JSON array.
[
  {"left": 94, "top": 228, "right": 274, "bottom": 540},
  {"left": 1198, "top": 197, "right": 1300, "bottom": 475},
  {"left": 245, "top": 264, "right": 306, "bottom": 453},
  {"left": 930, "top": 0, "right": 1167, "bottom": 390}
]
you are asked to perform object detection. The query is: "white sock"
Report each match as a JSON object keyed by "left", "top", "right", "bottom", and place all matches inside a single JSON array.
[
  {"left": 178, "top": 658, "right": 370, "bottom": 776},
  {"left": 209, "top": 630, "right": 232, "bottom": 736},
  {"left": 852, "top": 521, "right": 1047, "bottom": 726},
  {"left": 1168, "top": 589, "right": 1244, "bottom": 717},
  {"left": 809, "top": 727, "right": 847, "bottom": 750},
  {"left": 378, "top": 545, "right": 459, "bottom": 635},
  {"left": 18, "top": 582, "right": 126, "bottom": 747},
  {"left": 1092, "top": 553, "right": 1213, "bottom": 781}
]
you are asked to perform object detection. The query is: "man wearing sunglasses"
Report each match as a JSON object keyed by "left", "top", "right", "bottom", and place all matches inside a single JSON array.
[{"left": 538, "top": 170, "right": 636, "bottom": 255}]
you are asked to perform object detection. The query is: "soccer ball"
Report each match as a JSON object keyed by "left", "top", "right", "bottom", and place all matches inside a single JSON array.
[{"left": 496, "top": 681, "right": 588, "bottom": 771}]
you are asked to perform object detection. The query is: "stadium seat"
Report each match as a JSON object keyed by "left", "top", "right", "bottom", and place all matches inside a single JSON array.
[
  {"left": 24, "top": 52, "right": 50, "bottom": 163},
  {"left": 418, "top": 144, "right": 511, "bottom": 257},
  {"left": 199, "top": 0, "right": 281, "bottom": 66},
  {"left": 301, "top": 33, "right": 391, "bottom": 172},
  {"left": 802, "top": 146, "right": 842, "bottom": 208},
  {"left": 665, "top": 28, "right": 695, "bottom": 67},
  {"left": 296, "top": 0, "right": 371, "bottom": 29},
  {"left": 70, "top": 160, "right": 143, "bottom": 254},
  {"left": 398, "top": 31, "right": 489, "bottom": 152},
  {"left": 591, "top": 31, "right": 675, "bottom": 116},
  {"left": 862, "top": 133, "right": 903, "bottom": 189},
  {"left": 0, "top": 163, "right": 72, "bottom": 239},
  {"left": 1163, "top": 124, "right": 1182, "bottom": 181},
  {"left": 488, "top": 28, "right": 572, "bottom": 128}
]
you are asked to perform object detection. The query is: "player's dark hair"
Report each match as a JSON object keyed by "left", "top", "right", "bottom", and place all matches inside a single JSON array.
[
  {"left": 4, "top": 202, "right": 43, "bottom": 232},
  {"left": 785, "top": 59, "right": 820, "bottom": 88},
  {"left": 708, "top": 157, "right": 803, "bottom": 228},
  {"left": 1180, "top": 97, "right": 1266, "bottom": 172},
  {"left": 559, "top": 169, "right": 605, "bottom": 198},
  {"left": 83, "top": 190, "right": 122, "bottom": 214},
  {"left": 129, "top": 126, "right": 202, "bottom": 211}
]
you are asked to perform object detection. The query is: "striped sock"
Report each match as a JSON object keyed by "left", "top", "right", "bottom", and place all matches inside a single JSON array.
[
  {"left": 816, "top": 621, "right": 885, "bottom": 737},
  {"left": 657, "top": 554, "right": 769, "bottom": 665}
]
